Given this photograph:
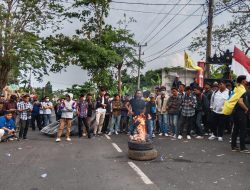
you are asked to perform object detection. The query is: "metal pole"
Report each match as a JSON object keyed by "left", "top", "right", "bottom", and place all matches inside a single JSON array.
[
  {"left": 137, "top": 45, "right": 142, "bottom": 90},
  {"left": 135, "top": 43, "right": 147, "bottom": 90}
]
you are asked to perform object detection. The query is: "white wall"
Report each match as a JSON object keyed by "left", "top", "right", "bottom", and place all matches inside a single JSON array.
[{"left": 162, "top": 69, "right": 197, "bottom": 93}]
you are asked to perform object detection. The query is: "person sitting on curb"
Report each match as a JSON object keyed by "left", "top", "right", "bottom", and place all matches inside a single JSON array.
[{"left": 0, "top": 112, "right": 17, "bottom": 142}]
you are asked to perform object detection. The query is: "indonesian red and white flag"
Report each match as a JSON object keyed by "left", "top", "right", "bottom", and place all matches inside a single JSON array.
[{"left": 231, "top": 46, "right": 250, "bottom": 81}]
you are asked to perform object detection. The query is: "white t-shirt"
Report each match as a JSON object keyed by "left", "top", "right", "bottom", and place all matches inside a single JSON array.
[
  {"left": 61, "top": 100, "right": 75, "bottom": 119},
  {"left": 41, "top": 101, "right": 53, "bottom": 114},
  {"left": 211, "top": 89, "right": 229, "bottom": 114}
]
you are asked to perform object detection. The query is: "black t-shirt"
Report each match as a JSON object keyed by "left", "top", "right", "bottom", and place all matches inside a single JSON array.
[
  {"left": 130, "top": 98, "right": 145, "bottom": 116},
  {"left": 235, "top": 92, "right": 250, "bottom": 113}
]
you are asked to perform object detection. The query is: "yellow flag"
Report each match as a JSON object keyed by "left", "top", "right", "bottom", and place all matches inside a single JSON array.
[
  {"left": 184, "top": 52, "right": 203, "bottom": 71},
  {"left": 222, "top": 84, "right": 246, "bottom": 115}
]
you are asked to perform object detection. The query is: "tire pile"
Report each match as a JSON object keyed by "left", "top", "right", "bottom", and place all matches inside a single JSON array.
[{"left": 128, "top": 140, "right": 158, "bottom": 161}]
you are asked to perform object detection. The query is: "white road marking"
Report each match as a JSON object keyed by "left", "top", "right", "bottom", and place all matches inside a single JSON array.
[
  {"left": 105, "top": 134, "right": 111, "bottom": 140},
  {"left": 128, "top": 162, "right": 153, "bottom": 185},
  {"left": 112, "top": 143, "right": 123, "bottom": 153}
]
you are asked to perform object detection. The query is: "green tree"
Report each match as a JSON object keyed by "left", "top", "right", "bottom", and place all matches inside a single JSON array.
[
  {"left": 48, "top": 1, "right": 139, "bottom": 94},
  {"left": 0, "top": 0, "right": 64, "bottom": 91}
]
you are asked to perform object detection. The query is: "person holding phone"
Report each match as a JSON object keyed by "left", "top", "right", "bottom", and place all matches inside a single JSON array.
[{"left": 17, "top": 94, "right": 33, "bottom": 139}]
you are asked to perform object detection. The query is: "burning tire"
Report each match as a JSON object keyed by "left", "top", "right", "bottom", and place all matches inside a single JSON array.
[
  {"left": 128, "top": 149, "right": 158, "bottom": 161},
  {"left": 128, "top": 140, "right": 153, "bottom": 151}
]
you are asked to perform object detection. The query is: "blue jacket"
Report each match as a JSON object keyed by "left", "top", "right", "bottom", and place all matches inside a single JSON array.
[{"left": 0, "top": 116, "right": 16, "bottom": 134}]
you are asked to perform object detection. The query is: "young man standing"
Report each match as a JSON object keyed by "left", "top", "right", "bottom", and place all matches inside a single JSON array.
[
  {"left": 167, "top": 87, "right": 181, "bottom": 138},
  {"left": 156, "top": 90, "right": 169, "bottom": 136},
  {"left": 56, "top": 94, "right": 76, "bottom": 142},
  {"left": 193, "top": 86, "right": 209, "bottom": 139},
  {"left": 172, "top": 75, "right": 182, "bottom": 88},
  {"left": 108, "top": 94, "right": 122, "bottom": 135},
  {"left": 203, "top": 82, "right": 213, "bottom": 135},
  {"left": 77, "top": 94, "right": 91, "bottom": 139},
  {"left": 31, "top": 96, "right": 41, "bottom": 131},
  {"left": 209, "top": 80, "right": 229, "bottom": 141},
  {"left": 146, "top": 93, "right": 157, "bottom": 139},
  {"left": 41, "top": 96, "right": 53, "bottom": 126},
  {"left": 95, "top": 88, "right": 109, "bottom": 136},
  {"left": 120, "top": 95, "right": 131, "bottom": 133},
  {"left": 178, "top": 84, "right": 186, "bottom": 100},
  {"left": 231, "top": 75, "right": 250, "bottom": 153},
  {"left": 17, "top": 94, "right": 33, "bottom": 139},
  {"left": 129, "top": 90, "right": 146, "bottom": 135},
  {"left": 178, "top": 86, "right": 197, "bottom": 140},
  {"left": 4, "top": 95, "right": 17, "bottom": 121}
]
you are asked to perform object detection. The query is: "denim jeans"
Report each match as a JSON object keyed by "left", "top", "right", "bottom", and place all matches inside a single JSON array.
[
  {"left": 43, "top": 114, "right": 52, "bottom": 127},
  {"left": 109, "top": 115, "right": 121, "bottom": 133},
  {"left": 158, "top": 114, "right": 168, "bottom": 134},
  {"left": 147, "top": 119, "right": 155, "bottom": 139},
  {"left": 169, "top": 114, "right": 178, "bottom": 135}
]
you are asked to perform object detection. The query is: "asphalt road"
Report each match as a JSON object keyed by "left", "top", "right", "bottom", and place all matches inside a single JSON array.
[{"left": 0, "top": 131, "right": 250, "bottom": 190}]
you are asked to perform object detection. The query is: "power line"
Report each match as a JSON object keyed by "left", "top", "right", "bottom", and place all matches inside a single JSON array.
[
  {"left": 110, "top": 8, "right": 203, "bottom": 16},
  {"left": 145, "top": 0, "right": 192, "bottom": 44},
  {"left": 144, "top": 5, "right": 203, "bottom": 52},
  {"left": 140, "top": 0, "right": 182, "bottom": 43},
  {"left": 111, "top": 1, "right": 205, "bottom": 6},
  {"left": 144, "top": 0, "right": 244, "bottom": 63},
  {"left": 144, "top": 19, "right": 207, "bottom": 63},
  {"left": 139, "top": 4, "right": 168, "bottom": 44}
]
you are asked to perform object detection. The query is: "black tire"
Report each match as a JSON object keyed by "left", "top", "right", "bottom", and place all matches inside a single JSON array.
[
  {"left": 128, "top": 140, "right": 153, "bottom": 151},
  {"left": 128, "top": 149, "right": 158, "bottom": 161}
]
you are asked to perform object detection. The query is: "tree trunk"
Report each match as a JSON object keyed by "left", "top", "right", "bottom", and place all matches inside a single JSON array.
[
  {"left": 0, "top": 65, "right": 10, "bottom": 92},
  {"left": 117, "top": 64, "right": 122, "bottom": 97}
]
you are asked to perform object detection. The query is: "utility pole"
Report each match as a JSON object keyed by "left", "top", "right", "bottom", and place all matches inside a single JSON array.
[
  {"left": 205, "top": 0, "right": 214, "bottom": 78},
  {"left": 135, "top": 43, "right": 147, "bottom": 90}
]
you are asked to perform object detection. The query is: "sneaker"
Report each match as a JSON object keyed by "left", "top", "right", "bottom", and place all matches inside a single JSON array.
[
  {"left": 187, "top": 135, "right": 191, "bottom": 140},
  {"left": 240, "top": 149, "right": 250, "bottom": 154},
  {"left": 177, "top": 135, "right": 183, "bottom": 140},
  {"left": 204, "top": 133, "right": 209, "bottom": 136},
  {"left": 8, "top": 138, "right": 14, "bottom": 141},
  {"left": 115, "top": 131, "right": 119, "bottom": 135},
  {"left": 66, "top": 138, "right": 71, "bottom": 142},
  {"left": 56, "top": 138, "right": 61, "bottom": 142},
  {"left": 82, "top": 133, "right": 87, "bottom": 137},
  {"left": 196, "top": 136, "right": 204, "bottom": 139},
  {"left": 152, "top": 134, "right": 156, "bottom": 138},
  {"left": 231, "top": 147, "right": 240, "bottom": 152},
  {"left": 218, "top": 137, "right": 223, "bottom": 142},
  {"left": 108, "top": 132, "right": 112, "bottom": 136},
  {"left": 164, "top": 133, "right": 169, "bottom": 137},
  {"left": 208, "top": 135, "right": 216, "bottom": 140},
  {"left": 172, "top": 134, "right": 177, "bottom": 139},
  {"left": 97, "top": 132, "right": 103, "bottom": 135},
  {"left": 159, "top": 133, "right": 163, "bottom": 136}
]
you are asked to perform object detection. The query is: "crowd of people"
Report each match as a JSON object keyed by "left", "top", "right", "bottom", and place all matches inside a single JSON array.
[
  {"left": 0, "top": 94, "right": 55, "bottom": 141},
  {"left": 0, "top": 75, "right": 250, "bottom": 153}
]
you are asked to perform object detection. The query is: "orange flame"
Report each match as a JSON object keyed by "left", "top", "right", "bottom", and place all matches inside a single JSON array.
[{"left": 130, "top": 113, "right": 147, "bottom": 142}]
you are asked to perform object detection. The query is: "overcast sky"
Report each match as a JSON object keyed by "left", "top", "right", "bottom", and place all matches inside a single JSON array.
[{"left": 32, "top": 0, "right": 233, "bottom": 90}]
